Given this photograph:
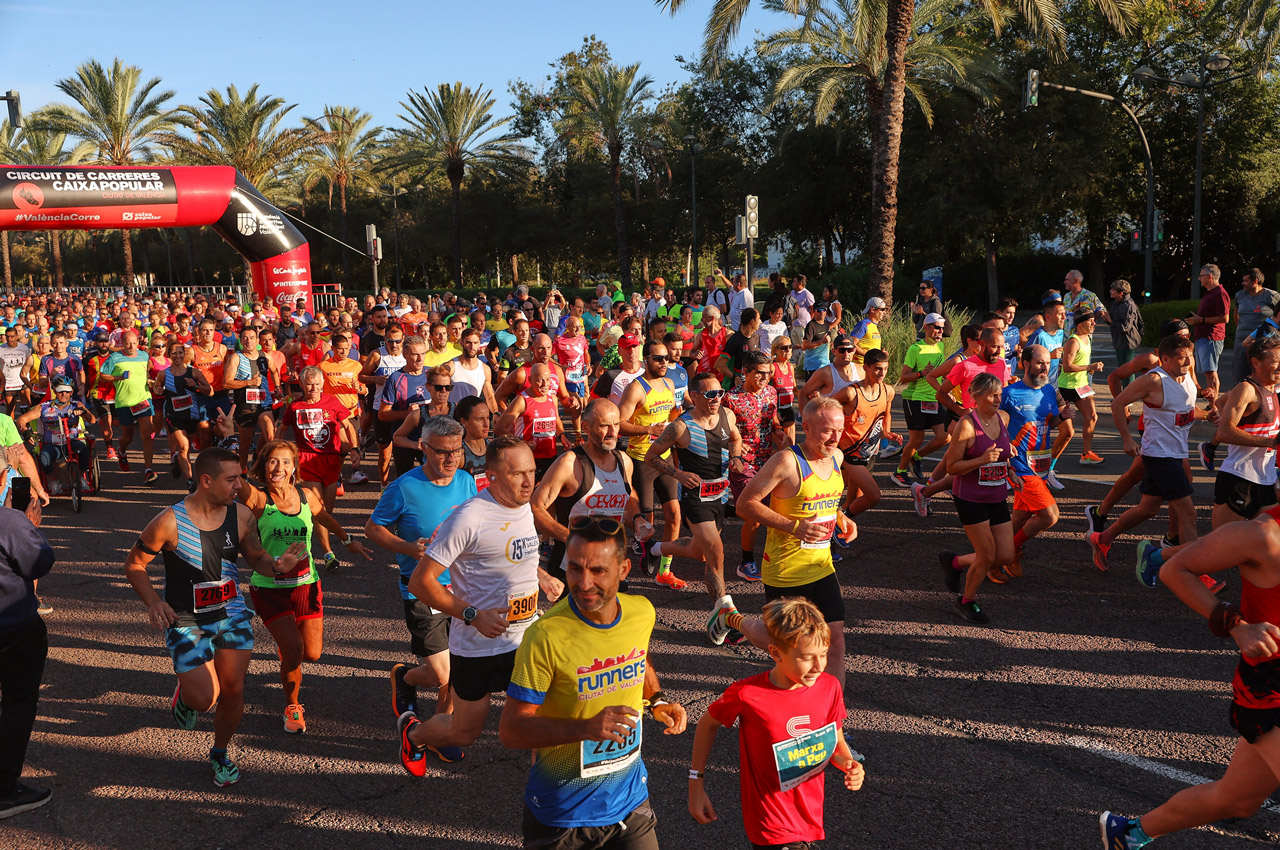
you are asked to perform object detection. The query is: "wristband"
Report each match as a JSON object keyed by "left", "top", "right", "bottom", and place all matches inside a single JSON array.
[
  {"left": 791, "top": 518, "right": 800, "bottom": 535},
  {"left": 1209, "top": 601, "right": 1244, "bottom": 638},
  {"left": 688, "top": 769, "right": 704, "bottom": 780},
  {"left": 644, "top": 691, "right": 669, "bottom": 715}
]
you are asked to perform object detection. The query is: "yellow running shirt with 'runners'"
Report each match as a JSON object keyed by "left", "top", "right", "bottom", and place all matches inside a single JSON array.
[
  {"left": 762, "top": 444, "right": 844, "bottom": 587},
  {"left": 626, "top": 376, "right": 675, "bottom": 462}
]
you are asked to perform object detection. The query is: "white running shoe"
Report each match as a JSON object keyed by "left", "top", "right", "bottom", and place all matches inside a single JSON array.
[{"left": 1046, "top": 469, "right": 1066, "bottom": 491}]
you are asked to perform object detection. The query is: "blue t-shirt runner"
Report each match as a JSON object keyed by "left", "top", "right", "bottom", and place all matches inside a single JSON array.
[
  {"left": 1002, "top": 380, "right": 1058, "bottom": 478},
  {"left": 369, "top": 467, "right": 477, "bottom": 601}
]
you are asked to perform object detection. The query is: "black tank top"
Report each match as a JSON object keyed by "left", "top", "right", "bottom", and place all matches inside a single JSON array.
[
  {"left": 162, "top": 499, "right": 244, "bottom": 627},
  {"left": 675, "top": 408, "right": 732, "bottom": 480},
  {"left": 233, "top": 353, "right": 268, "bottom": 410}
]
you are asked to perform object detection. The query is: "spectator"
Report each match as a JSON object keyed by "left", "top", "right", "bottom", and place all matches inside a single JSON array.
[
  {"left": 1231, "top": 267, "right": 1280, "bottom": 385},
  {"left": 1105, "top": 280, "right": 1144, "bottom": 378},
  {"left": 727, "top": 273, "right": 754, "bottom": 331},
  {"left": 788, "top": 274, "right": 815, "bottom": 344},
  {"left": 0, "top": 502, "right": 56, "bottom": 819},
  {"left": 912, "top": 279, "right": 943, "bottom": 338},
  {"left": 1190, "top": 264, "right": 1230, "bottom": 397},
  {"left": 1061, "top": 269, "right": 1106, "bottom": 335}
]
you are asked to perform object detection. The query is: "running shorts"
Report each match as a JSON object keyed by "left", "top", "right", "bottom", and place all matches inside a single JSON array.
[
  {"left": 1139, "top": 455, "right": 1194, "bottom": 501},
  {"left": 952, "top": 495, "right": 1012, "bottom": 527},
  {"left": 764, "top": 572, "right": 845, "bottom": 624},
  {"left": 374, "top": 417, "right": 397, "bottom": 447},
  {"left": 111, "top": 400, "right": 153, "bottom": 425},
  {"left": 902, "top": 397, "right": 946, "bottom": 431},
  {"left": 522, "top": 799, "right": 658, "bottom": 850},
  {"left": 402, "top": 599, "right": 450, "bottom": 658},
  {"left": 234, "top": 404, "right": 265, "bottom": 429},
  {"left": 249, "top": 580, "right": 322, "bottom": 627},
  {"left": 194, "top": 392, "right": 233, "bottom": 422},
  {"left": 298, "top": 450, "right": 343, "bottom": 489},
  {"left": 566, "top": 381, "right": 587, "bottom": 399},
  {"left": 1214, "top": 470, "right": 1277, "bottom": 519},
  {"left": 679, "top": 493, "right": 725, "bottom": 527},
  {"left": 1012, "top": 474, "right": 1055, "bottom": 513},
  {"left": 1230, "top": 658, "right": 1280, "bottom": 744},
  {"left": 634, "top": 463, "right": 678, "bottom": 512},
  {"left": 450, "top": 649, "right": 518, "bottom": 702},
  {"left": 165, "top": 608, "right": 255, "bottom": 674}
]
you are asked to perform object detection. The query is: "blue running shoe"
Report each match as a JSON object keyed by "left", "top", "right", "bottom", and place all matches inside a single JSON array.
[
  {"left": 172, "top": 684, "right": 197, "bottom": 731},
  {"left": 210, "top": 752, "right": 240, "bottom": 787},
  {"left": 1099, "top": 811, "right": 1150, "bottom": 849},
  {"left": 1135, "top": 540, "right": 1160, "bottom": 588},
  {"left": 736, "top": 561, "right": 761, "bottom": 581}
]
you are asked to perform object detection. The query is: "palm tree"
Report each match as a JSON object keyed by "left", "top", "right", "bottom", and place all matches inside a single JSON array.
[
  {"left": 304, "top": 106, "right": 384, "bottom": 285},
  {"left": 1, "top": 127, "right": 94, "bottom": 286},
  {"left": 557, "top": 62, "right": 657, "bottom": 291},
  {"left": 157, "top": 84, "right": 323, "bottom": 193},
  {"left": 33, "top": 57, "right": 176, "bottom": 286},
  {"left": 380, "top": 82, "right": 527, "bottom": 287},
  {"left": 0, "top": 121, "right": 17, "bottom": 289}
]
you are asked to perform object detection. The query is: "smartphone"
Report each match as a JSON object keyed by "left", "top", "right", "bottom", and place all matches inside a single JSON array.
[{"left": 10, "top": 476, "right": 31, "bottom": 512}]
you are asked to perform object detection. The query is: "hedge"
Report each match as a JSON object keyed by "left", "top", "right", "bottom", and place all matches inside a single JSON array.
[{"left": 1139, "top": 299, "right": 1236, "bottom": 348}]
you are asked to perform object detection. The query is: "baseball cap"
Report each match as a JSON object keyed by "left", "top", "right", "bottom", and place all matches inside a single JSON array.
[
  {"left": 91, "top": 330, "right": 109, "bottom": 342},
  {"left": 833, "top": 334, "right": 854, "bottom": 348},
  {"left": 814, "top": 301, "right": 829, "bottom": 312},
  {"left": 52, "top": 381, "right": 73, "bottom": 393},
  {"left": 651, "top": 277, "right": 665, "bottom": 288},
  {"left": 618, "top": 332, "right": 641, "bottom": 349},
  {"left": 864, "top": 297, "right": 888, "bottom": 312},
  {"left": 923, "top": 312, "right": 945, "bottom": 326}
]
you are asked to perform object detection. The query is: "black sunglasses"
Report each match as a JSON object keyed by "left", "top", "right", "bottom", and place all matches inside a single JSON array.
[{"left": 432, "top": 384, "right": 453, "bottom": 392}]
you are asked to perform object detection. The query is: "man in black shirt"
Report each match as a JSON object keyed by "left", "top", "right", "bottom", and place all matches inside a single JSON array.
[{"left": 359, "top": 305, "right": 391, "bottom": 359}]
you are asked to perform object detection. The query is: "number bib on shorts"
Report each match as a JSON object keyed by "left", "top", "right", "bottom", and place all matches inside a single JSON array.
[
  {"left": 580, "top": 720, "right": 641, "bottom": 778},
  {"left": 772, "top": 721, "right": 838, "bottom": 792},
  {"left": 171, "top": 394, "right": 193, "bottom": 413},
  {"left": 801, "top": 514, "right": 836, "bottom": 549},
  {"left": 920, "top": 401, "right": 939, "bottom": 414},
  {"left": 699, "top": 476, "right": 729, "bottom": 502},
  {"left": 245, "top": 387, "right": 266, "bottom": 405},
  {"left": 129, "top": 400, "right": 151, "bottom": 416},
  {"left": 978, "top": 463, "right": 1007, "bottom": 486},
  {"left": 1075, "top": 384, "right": 1094, "bottom": 399},
  {"left": 508, "top": 590, "right": 538, "bottom": 624},
  {"left": 193, "top": 575, "right": 237, "bottom": 614}
]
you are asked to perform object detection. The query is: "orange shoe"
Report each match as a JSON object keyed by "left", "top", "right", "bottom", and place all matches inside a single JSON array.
[
  {"left": 283, "top": 703, "right": 306, "bottom": 734},
  {"left": 1080, "top": 451, "right": 1104, "bottom": 466},
  {"left": 654, "top": 571, "right": 687, "bottom": 590},
  {"left": 1005, "top": 548, "right": 1023, "bottom": 579}
]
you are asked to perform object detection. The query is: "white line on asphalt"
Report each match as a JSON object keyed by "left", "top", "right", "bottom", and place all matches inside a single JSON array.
[{"left": 1063, "top": 735, "right": 1280, "bottom": 815}]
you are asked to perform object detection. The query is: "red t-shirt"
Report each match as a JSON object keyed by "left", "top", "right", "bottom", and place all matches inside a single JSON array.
[
  {"left": 707, "top": 671, "right": 847, "bottom": 846},
  {"left": 945, "top": 355, "right": 1011, "bottom": 408},
  {"left": 284, "top": 394, "right": 350, "bottom": 454},
  {"left": 1195, "top": 284, "right": 1231, "bottom": 341}
]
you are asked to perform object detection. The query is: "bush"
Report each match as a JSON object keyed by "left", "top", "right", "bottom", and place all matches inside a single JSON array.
[
  {"left": 1139, "top": 299, "right": 1235, "bottom": 348},
  {"left": 858, "top": 302, "right": 976, "bottom": 383}
]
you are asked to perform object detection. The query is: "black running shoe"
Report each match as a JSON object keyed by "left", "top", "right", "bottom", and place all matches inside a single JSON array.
[
  {"left": 1198, "top": 441, "right": 1217, "bottom": 472},
  {"left": 911, "top": 454, "right": 924, "bottom": 482},
  {"left": 725, "top": 629, "right": 746, "bottom": 646},
  {"left": 954, "top": 597, "right": 989, "bottom": 625},
  {"left": 1085, "top": 505, "right": 1106, "bottom": 536},
  {"left": 390, "top": 663, "right": 417, "bottom": 719},
  {"left": 939, "top": 551, "right": 962, "bottom": 593}
]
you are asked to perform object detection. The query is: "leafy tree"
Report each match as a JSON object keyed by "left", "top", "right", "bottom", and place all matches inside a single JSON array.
[
  {"left": 303, "top": 106, "right": 383, "bottom": 285},
  {"left": 0, "top": 127, "right": 94, "bottom": 286}
]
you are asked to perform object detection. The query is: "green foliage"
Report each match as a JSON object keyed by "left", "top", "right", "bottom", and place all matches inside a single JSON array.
[
  {"left": 876, "top": 302, "right": 975, "bottom": 382},
  {"left": 1138, "top": 299, "right": 1235, "bottom": 347}
]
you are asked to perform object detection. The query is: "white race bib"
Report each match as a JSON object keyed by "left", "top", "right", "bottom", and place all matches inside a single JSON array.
[{"left": 580, "top": 719, "right": 641, "bottom": 778}]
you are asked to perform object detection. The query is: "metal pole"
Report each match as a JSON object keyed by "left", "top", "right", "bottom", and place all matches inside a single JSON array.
[
  {"left": 746, "top": 235, "right": 754, "bottom": 292},
  {"left": 371, "top": 254, "right": 378, "bottom": 293},
  {"left": 690, "top": 146, "right": 699, "bottom": 289},
  {"left": 392, "top": 189, "right": 402, "bottom": 291},
  {"left": 1191, "top": 77, "right": 1206, "bottom": 297}
]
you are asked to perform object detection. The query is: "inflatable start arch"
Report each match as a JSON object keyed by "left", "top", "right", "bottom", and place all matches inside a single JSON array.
[{"left": 0, "top": 164, "right": 313, "bottom": 311}]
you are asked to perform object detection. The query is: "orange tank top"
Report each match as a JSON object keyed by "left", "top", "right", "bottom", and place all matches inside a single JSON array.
[
  {"left": 190, "top": 343, "right": 227, "bottom": 393},
  {"left": 840, "top": 382, "right": 890, "bottom": 461}
]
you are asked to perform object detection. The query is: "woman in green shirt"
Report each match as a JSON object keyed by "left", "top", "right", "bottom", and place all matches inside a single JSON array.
[{"left": 1058, "top": 309, "right": 1106, "bottom": 466}]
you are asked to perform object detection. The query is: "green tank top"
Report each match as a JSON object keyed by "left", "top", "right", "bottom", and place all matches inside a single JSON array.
[
  {"left": 1058, "top": 333, "right": 1091, "bottom": 390},
  {"left": 249, "top": 491, "right": 317, "bottom": 589}
]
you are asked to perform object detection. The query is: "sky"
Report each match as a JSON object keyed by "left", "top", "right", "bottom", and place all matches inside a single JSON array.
[{"left": 2, "top": 1, "right": 791, "bottom": 135}]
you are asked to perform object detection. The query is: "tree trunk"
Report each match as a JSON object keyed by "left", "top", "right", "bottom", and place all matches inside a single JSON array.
[
  {"left": 511, "top": 254, "right": 519, "bottom": 284},
  {"left": 823, "top": 232, "right": 835, "bottom": 271},
  {"left": 122, "top": 229, "right": 134, "bottom": 287},
  {"left": 642, "top": 257, "right": 649, "bottom": 284},
  {"left": 51, "top": 232, "right": 63, "bottom": 288},
  {"left": 449, "top": 173, "right": 463, "bottom": 288},
  {"left": 986, "top": 234, "right": 999, "bottom": 311},
  {"left": 1, "top": 231, "right": 10, "bottom": 289},
  {"left": 868, "top": 0, "right": 916, "bottom": 307},
  {"left": 610, "top": 144, "right": 631, "bottom": 291}
]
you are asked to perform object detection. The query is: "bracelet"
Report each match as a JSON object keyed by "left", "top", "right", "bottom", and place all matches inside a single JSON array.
[
  {"left": 791, "top": 518, "right": 800, "bottom": 535},
  {"left": 644, "top": 691, "right": 669, "bottom": 716},
  {"left": 688, "top": 769, "right": 704, "bottom": 780},
  {"left": 1209, "top": 601, "right": 1244, "bottom": 638}
]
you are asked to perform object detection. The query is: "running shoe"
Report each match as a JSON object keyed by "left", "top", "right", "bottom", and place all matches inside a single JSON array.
[
  {"left": 335, "top": 482, "right": 345, "bottom": 497},
  {"left": 1085, "top": 505, "right": 1106, "bottom": 536},
  {"left": 106, "top": 446, "right": 118, "bottom": 461},
  {"left": 322, "top": 551, "right": 339, "bottom": 572},
  {"left": 391, "top": 663, "right": 417, "bottom": 718},
  {"left": 350, "top": 470, "right": 370, "bottom": 485},
  {"left": 170, "top": 453, "right": 181, "bottom": 479},
  {"left": 954, "top": 597, "right": 989, "bottom": 625},
  {"left": 1099, "top": 811, "right": 1148, "bottom": 850},
  {"left": 1006, "top": 548, "right": 1023, "bottom": 579},
  {"left": 0, "top": 782, "right": 52, "bottom": 820},
  {"left": 117, "top": 453, "right": 130, "bottom": 472},
  {"left": 910, "top": 482, "right": 930, "bottom": 518},
  {"left": 144, "top": 468, "right": 158, "bottom": 485},
  {"left": 725, "top": 629, "right": 746, "bottom": 646},
  {"left": 891, "top": 470, "right": 912, "bottom": 488},
  {"left": 1135, "top": 540, "right": 1160, "bottom": 588},
  {"left": 642, "top": 543, "right": 660, "bottom": 578},
  {"left": 1045, "top": 469, "right": 1065, "bottom": 490},
  {"left": 655, "top": 571, "right": 687, "bottom": 590},
  {"left": 986, "top": 567, "right": 1009, "bottom": 585},
  {"left": 1199, "top": 573, "right": 1227, "bottom": 594},
  {"left": 879, "top": 437, "right": 903, "bottom": 458},
  {"left": 911, "top": 453, "right": 924, "bottom": 482},
  {"left": 210, "top": 752, "right": 240, "bottom": 787},
  {"left": 1197, "top": 440, "right": 1217, "bottom": 472},
  {"left": 283, "top": 703, "right": 306, "bottom": 734},
  {"left": 736, "top": 560, "right": 761, "bottom": 581},
  {"left": 427, "top": 744, "right": 465, "bottom": 763},
  {"left": 1080, "top": 451, "right": 1104, "bottom": 466},
  {"left": 939, "top": 551, "right": 962, "bottom": 594},
  {"left": 1160, "top": 534, "right": 1179, "bottom": 548},
  {"left": 707, "top": 594, "right": 735, "bottom": 646},
  {"left": 397, "top": 711, "right": 427, "bottom": 777},
  {"left": 172, "top": 684, "right": 197, "bottom": 731},
  {"left": 35, "top": 596, "right": 52, "bottom": 615},
  {"left": 1088, "top": 531, "right": 1111, "bottom": 572}
]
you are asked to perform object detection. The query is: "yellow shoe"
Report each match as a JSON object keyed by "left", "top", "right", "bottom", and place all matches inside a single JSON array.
[{"left": 283, "top": 703, "right": 306, "bottom": 734}]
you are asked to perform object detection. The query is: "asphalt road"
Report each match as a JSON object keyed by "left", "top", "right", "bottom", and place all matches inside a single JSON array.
[{"left": 8, "top": 353, "right": 1280, "bottom": 850}]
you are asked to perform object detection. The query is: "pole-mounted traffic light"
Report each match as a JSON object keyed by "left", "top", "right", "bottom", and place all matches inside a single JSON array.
[
  {"left": 1130, "top": 228, "right": 1142, "bottom": 252},
  {"left": 1153, "top": 209, "right": 1165, "bottom": 250},
  {"left": 1023, "top": 70, "right": 1040, "bottom": 108},
  {"left": 745, "top": 195, "right": 759, "bottom": 239}
]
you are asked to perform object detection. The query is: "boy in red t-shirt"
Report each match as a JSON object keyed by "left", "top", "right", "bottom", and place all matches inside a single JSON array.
[{"left": 688, "top": 598, "right": 864, "bottom": 848}]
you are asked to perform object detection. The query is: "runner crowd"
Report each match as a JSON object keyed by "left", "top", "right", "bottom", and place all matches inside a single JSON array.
[{"left": 0, "top": 264, "right": 1278, "bottom": 850}]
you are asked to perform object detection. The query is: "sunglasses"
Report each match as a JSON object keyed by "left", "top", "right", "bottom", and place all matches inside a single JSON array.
[
  {"left": 432, "top": 384, "right": 453, "bottom": 392},
  {"left": 699, "top": 389, "right": 725, "bottom": 400},
  {"left": 775, "top": 346, "right": 792, "bottom": 352},
  {"left": 386, "top": 338, "right": 404, "bottom": 344},
  {"left": 568, "top": 515, "right": 625, "bottom": 537},
  {"left": 752, "top": 369, "right": 772, "bottom": 377},
  {"left": 836, "top": 347, "right": 855, "bottom": 353}
]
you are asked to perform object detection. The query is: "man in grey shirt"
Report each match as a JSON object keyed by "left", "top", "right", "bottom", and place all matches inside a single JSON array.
[{"left": 1232, "top": 267, "right": 1280, "bottom": 385}]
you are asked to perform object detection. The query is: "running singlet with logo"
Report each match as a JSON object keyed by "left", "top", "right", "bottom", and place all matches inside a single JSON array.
[
  {"left": 675, "top": 409, "right": 731, "bottom": 504},
  {"left": 1221, "top": 378, "right": 1280, "bottom": 486},
  {"left": 190, "top": 343, "right": 228, "bottom": 393},
  {"left": 707, "top": 670, "right": 846, "bottom": 846},
  {"left": 1001, "top": 381, "right": 1058, "bottom": 478},
  {"left": 626, "top": 377, "right": 675, "bottom": 462},
  {"left": 507, "top": 594, "right": 656, "bottom": 828},
  {"left": 37, "top": 402, "right": 84, "bottom": 445},
  {"left": 373, "top": 348, "right": 406, "bottom": 378},
  {"left": 1141, "top": 367, "right": 1197, "bottom": 459},
  {"left": 378, "top": 369, "right": 430, "bottom": 412},
  {"left": 162, "top": 500, "right": 244, "bottom": 628},
  {"left": 250, "top": 495, "right": 316, "bottom": 590},
  {"left": 85, "top": 351, "right": 115, "bottom": 402},
  {"left": 161, "top": 368, "right": 201, "bottom": 422},
  {"left": 284, "top": 395, "right": 350, "bottom": 454},
  {"left": 839, "top": 384, "right": 889, "bottom": 462},
  {"left": 423, "top": 490, "right": 540, "bottom": 657},
  {"left": 548, "top": 447, "right": 631, "bottom": 577},
  {"left": 370, "top": 467, "right": 476, "bottom": 602},
  {"left": 232, "top": 352, "right": 272, "bottom": 410},
  {"left": 762, "top": 445, "right": 843, "bottom": 587},
  {"left": 952, "top": 411, "right": 1011, "bottom": 502},
  {"left": 0, "top": 344, "right": 29, "bottom": 391},
  {"left": 518, "top": 392, "right": 560, "bottom": 459},
  {"left": 696, "top": 326, "right": 727, "bottom": 374},
  {"left": 725, "top": 386, "right": 777, "bottom": 469},
  {"left": 553, "top": 336, "right": 590, "bottom": 386}
]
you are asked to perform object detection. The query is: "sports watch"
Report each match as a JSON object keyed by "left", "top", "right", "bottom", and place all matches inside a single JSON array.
[{"left": 462, "top": 606, "right": 478, "bottom": 626}]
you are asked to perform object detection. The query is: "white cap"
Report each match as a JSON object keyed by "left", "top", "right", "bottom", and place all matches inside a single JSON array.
[
  {"left": 864, "top": 297, "right": 888, "bottom": 312},
  {"left": 923, "top": 312, "right": 945, "bottom": 326}
]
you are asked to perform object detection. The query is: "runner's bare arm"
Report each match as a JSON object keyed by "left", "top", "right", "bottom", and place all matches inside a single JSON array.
[
  {"left": 723, "top": 408, "right": 746, "bottom": 475},
  {"left": 222, "top": 353, "right": 249, "bottom": 390},
  {"left": 530, "top": 453, "right": 579, "bottom": 543},
  {"left": 619, "top": 454, "right": 641, "bottom": 529},
  {"left": 392, "top": 407, "right": 421, "bottom": 450},
  {"left": 1215, "top": 381, "right": 1269, "bottom": 447},
  {"left": 8, "top": 443, "right": 49, "bottom": 505},
  {"left": 481, "top": 363, "right": 498, "bottom": 412},
  {"left": 616, "top": 381, "right": 648, "bottom": 437},
  {"left": 125, "top": 508, "right": 179, "bottom": 627},
  {"left": 1107, "top": 352, "right": 1155, "bottom": 397},
  {"left": 737, "top": 450, "right": 821, "bottom": 540},
  {"left": 687, "top": 710, "right": 724, "bottom": 825},
  {"left": 407, "top": 555, "right": 473, "bottom": 620},
  {"left": 494, "top": 396, "right": 524, "bottom": 439},
  {"left": 1111, "top": 371, "right": 1160, "bottom": 449},
  {"left": 645, "top": 420, "right": 697, "bottom": 488},
  {"left": 494, "top": 367, "right": 525, "bottom": 407},
  {"left": 833, "top": 729, "right": 867, "bottom": 790},
  {"left": 644, "top": 659, "right": 687, "bottom": 735},
  {"left": 500, "top": 696, "right": 637, "bottom": 750},
  {"left": 799, "top": 369, "right": 829, "bottom": 401},
  {"left": 941, "top": 416, "right": 979, "bottom": 476}
]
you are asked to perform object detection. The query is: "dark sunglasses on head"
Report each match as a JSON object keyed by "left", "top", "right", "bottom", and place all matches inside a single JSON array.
[
  {"left": 699, "top": 389, "right": 725, "bottom": 400},
  {"left": 568, "top": 514, "right": 625, "bottom": 537}
]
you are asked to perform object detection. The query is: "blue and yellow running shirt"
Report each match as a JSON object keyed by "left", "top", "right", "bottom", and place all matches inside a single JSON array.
[
  {"left": 508, "top": 593, "right": 656, "bottom": 828},
  {"left": 1001, "top": 380, "right": 1058, "bottom": 478}
]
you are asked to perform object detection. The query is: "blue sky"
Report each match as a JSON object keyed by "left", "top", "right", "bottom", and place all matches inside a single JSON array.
[{"left": 3, "top": 1, "right": 790, "bottom": 135}]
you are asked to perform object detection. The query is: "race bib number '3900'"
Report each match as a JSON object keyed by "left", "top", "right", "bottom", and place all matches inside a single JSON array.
[{"left": 581, "top": 719, "right": 641, "bottom": 778}]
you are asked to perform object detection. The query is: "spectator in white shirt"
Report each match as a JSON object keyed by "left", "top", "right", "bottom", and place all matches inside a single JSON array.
[{"left": 728, "top": 273, "right": 754, "bottom": 331}]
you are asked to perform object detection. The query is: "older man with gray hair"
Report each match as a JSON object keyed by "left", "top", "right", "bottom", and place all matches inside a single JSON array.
[
  {"left": 1190, "top": 263, "right": 1231, "bottom": 397},
  {"left": 1062, "top": 269, "right": 1105, "bottom": 336}
]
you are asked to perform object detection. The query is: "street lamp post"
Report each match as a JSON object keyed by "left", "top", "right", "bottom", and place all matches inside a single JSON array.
[
  {"left": 1134, "top": 53, "right": 1245, "bottom": 296},
  {"left": 683, "top": 135, "right": 700, "bottom": 288},
  {"left": 379, "top": 184, "right": 406, "bottom": 291}
]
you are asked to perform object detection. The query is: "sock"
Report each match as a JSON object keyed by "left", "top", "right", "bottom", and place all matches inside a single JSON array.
[
  {"left": 1013, "top": 530, "right": 1030, "bottom": 549},
  {"left": 1127, "top": 820, "right": 1153, "bottom": 848},
  {"left": 725, "top": 611, "right": 745, "bottom": 632},
  {"left": 1049, "top": 456, "right": 1059, "bottom": 471},
  {"left": 1148, "top": 547, "right": 1166, "bottom": 567},
  {"left": 658, "top": 555, "right": 672, "bottom": 575},
  {"left": 739, "top": 552, "right": 753, "bottom": 567},
  {"left": 960, "top": 597, "right": 974, "bottom": 605},
  {"left": 950, "top": 556, "right": 963, "bottom": 570},
  {"left": 913, "top": 451, "right": 922, "bottom": 461},
  {"left": 209, "top": 746, "right": 228, "bottom": 763},
  {"left": 649, "top": 541, "right": 664, "bottom": 558}
]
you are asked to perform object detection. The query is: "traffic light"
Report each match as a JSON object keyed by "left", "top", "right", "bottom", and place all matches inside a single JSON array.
[
  {"left": 1153, "top": 209, "right": 1165, "bottom": 250},
  {"left": 745, "top": 195, "right": 759, "bottom": 240},
  {"left": 1130, "top": 228, "right": 1142, "bottom": 252},
  {"left": 734, "top": 215, "right": 747, "bottom": 246},
  {"left": 1023, "top": 69, "right": 1040, "bottom": 108}
]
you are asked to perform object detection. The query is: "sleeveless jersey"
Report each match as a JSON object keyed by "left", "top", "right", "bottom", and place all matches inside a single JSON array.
[
  {"left": 772, "top": 362, "right": 796, "bottom": 410},
  {"left": 1221, "top": 378, "right": 1280, "bottom": 486},
  {"left": 162, "top": 500, "right": 244, "bottom": 628},
  {"left": 293, "top": 340, "right": 325, "bottom": 377},
  {"left": 761, "top": 445, "right": 843, "bottom": 588},
  {"left": 548, "top": 446, "right": 632, "bottom": 577},
  {"left": 319, "top": 355, "right": 362, "bottom": 413},
  {"left": 839, "top": 383, "right": 889, "bottom": 462},
  {"left": 696, "top": 326, "right": 727, "bottom": 374},
  {"left": 1233, "top": 507, "right": 1280, "bottom": 709},
  {"left": 828, "top": 362, "right": 855, "bottom": 395},
  {"left": 374, "top": 348, "right": 406, "bottom": 377},
  {"left": 674, "top": 408, "right": 731, "bottom": 504},
  {"left": 190, "top": 343, "right": 228, "bottom": 393},
  {"left": 250, "top": 492, "right": 317, "bottom": 590},
  {"left": 952, "top": 410, "right": 1012, "bottom": 503},
  {"left": 625, "top": 376, "right": 675, "bottom": 462},
  {"left": 450, "top": 358, "right": 487, "bottom": 403},
  {"left": 232, "top": 351, "right": 271, "bottom": 410},
  {"left": 161, "top": 366, "right": 201, "bottom": 421},
  {"left": 518, "top": 392, "right": 559, "bottom": 459},
  {"left": 1058, "top": 334, "right": 1092, "bottom": 391},
  {"left": 462, "top": 440, "right": 489, "bottom": 490},
  {"left": 1142, "top": 367, "right": 1197, "bottom": 459}
]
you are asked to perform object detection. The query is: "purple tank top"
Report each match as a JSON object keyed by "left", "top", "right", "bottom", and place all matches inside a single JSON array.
[{"left": 953, "top": 410, "right": 1012, "bottom": 503}]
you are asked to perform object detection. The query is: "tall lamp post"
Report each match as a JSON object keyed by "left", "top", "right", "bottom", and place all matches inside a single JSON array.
[
  {"left": 1134, "top": 53, "right": 1246, "bottom": 296},
  {"left": 378, "top": 183, "right": 407, "bottom": 291},
  {"left": 682, "top": 135, "right": 701, "bottom": 288}
]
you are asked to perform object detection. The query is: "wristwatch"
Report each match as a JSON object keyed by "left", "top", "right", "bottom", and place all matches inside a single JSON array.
[{"left": 462, "top": 606, "right": 478, "bottom": 626}]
